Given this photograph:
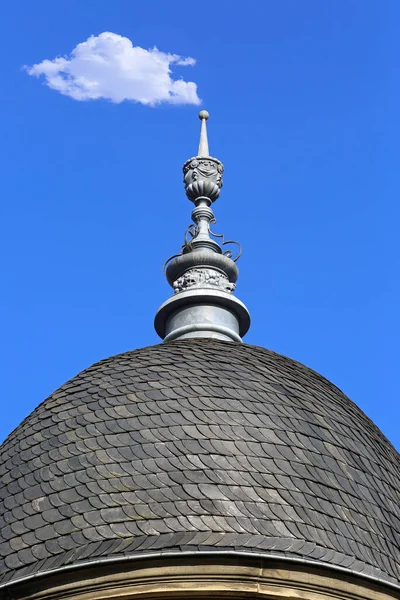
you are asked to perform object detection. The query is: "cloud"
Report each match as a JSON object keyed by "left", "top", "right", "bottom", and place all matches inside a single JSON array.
[{"left": 25, "top": 32, "right": 201, "bottom": 106}]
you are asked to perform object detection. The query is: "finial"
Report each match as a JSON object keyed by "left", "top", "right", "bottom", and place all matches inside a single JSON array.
[
  {"left": 197, "top": 110, "right": 210, "bottom": 157},
  {"left": 154, "top": 111, "right": 250, "bottom": 343},
  {"left": 184, "top": 110, "right": 223, "bottom": 205}
]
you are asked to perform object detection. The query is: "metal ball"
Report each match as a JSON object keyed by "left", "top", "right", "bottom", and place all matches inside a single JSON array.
[{"left": 198, "top": 110, "right": 209, "bottom": 120}]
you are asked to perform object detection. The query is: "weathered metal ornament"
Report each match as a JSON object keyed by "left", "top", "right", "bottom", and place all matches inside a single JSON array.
[{"left": 155, "top": 111, "right": 250, "bottom": 342}]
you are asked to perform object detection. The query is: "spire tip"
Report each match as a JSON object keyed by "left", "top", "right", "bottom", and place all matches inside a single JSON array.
[
  {"left": 198, "top": 110, "right": 209, "bottom": 121},
  {"left": 197, "top": 110, "right": 210, "bottom": 156}
]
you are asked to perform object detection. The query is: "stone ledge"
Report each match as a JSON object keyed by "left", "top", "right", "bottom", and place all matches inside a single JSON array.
[{"left": 3, "top": 555, "right": 399, "bottom": 600}]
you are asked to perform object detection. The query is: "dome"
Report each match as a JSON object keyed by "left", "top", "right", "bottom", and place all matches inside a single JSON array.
[{"left": 0, "top": 339, "right": 399, "bottom": 590}]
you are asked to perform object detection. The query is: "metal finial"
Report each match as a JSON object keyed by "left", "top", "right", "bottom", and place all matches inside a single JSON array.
[
  {"left": 184, "top": 110, "right": 223, "bottom": 205},
  {"left": 155, "top": 111, "right": 250, "bottom": 343},
  {"left": 198, "top": 110, "right": 210, "bottom": 157}
]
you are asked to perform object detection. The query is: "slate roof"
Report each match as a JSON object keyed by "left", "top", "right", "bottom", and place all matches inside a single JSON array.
[{"left": 0, "top": 339, "right": 399, "bottom": 588}]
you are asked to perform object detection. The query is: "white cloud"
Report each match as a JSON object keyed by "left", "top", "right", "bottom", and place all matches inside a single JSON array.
[{"left": 25, "top": 32, "right": 201, "bottom": 106}]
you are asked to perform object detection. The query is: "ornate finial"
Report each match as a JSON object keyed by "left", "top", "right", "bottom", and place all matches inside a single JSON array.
[
  {"left": 198, "top": 110, "right": 210, "bottom": 157},
  {"left": 154, "top": 111, "right": 250, "bottom": 343},
  {"left": 183, "top": 111, "right": 223, "bottom": 204},
  {"left": 182, "top": 111, "right": 224, "bottom": 251}
]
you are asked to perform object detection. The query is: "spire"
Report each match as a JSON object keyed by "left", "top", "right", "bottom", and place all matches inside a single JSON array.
[
  {"left": 197, "top": 110, "right": 210, "bottom": 156},
  {"left": 154, "top": 111, "right": 250, "bottom": 343}
]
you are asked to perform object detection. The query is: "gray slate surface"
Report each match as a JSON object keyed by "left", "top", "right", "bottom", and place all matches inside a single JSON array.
[{"left": 0, "top": 339, "right": 399, "bottom": 587}]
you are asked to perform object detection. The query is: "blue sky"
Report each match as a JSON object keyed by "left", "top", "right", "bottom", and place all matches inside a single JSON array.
[{"left": 0, "top": 0, "right": 399, "bottom": 450}]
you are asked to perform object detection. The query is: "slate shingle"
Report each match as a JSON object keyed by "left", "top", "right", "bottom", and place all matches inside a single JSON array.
[{"left": 0, "top": 339, "right": 399, "bottom": 588}]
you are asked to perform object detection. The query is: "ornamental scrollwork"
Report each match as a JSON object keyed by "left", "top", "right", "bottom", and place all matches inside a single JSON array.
[
  {"left": 183, "top": 158, "right": 224, "bottom": 187},
  {"left": 173, "top": 268, "right": 236, "bottom": 294},
  {"left": 183, "top": 157, "right": 224, "bottom": 202}
]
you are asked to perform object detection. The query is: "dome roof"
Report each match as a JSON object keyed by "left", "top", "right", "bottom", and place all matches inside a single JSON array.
[{"left": 0, "top": 340, "right": 399, "bottom": 589}]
